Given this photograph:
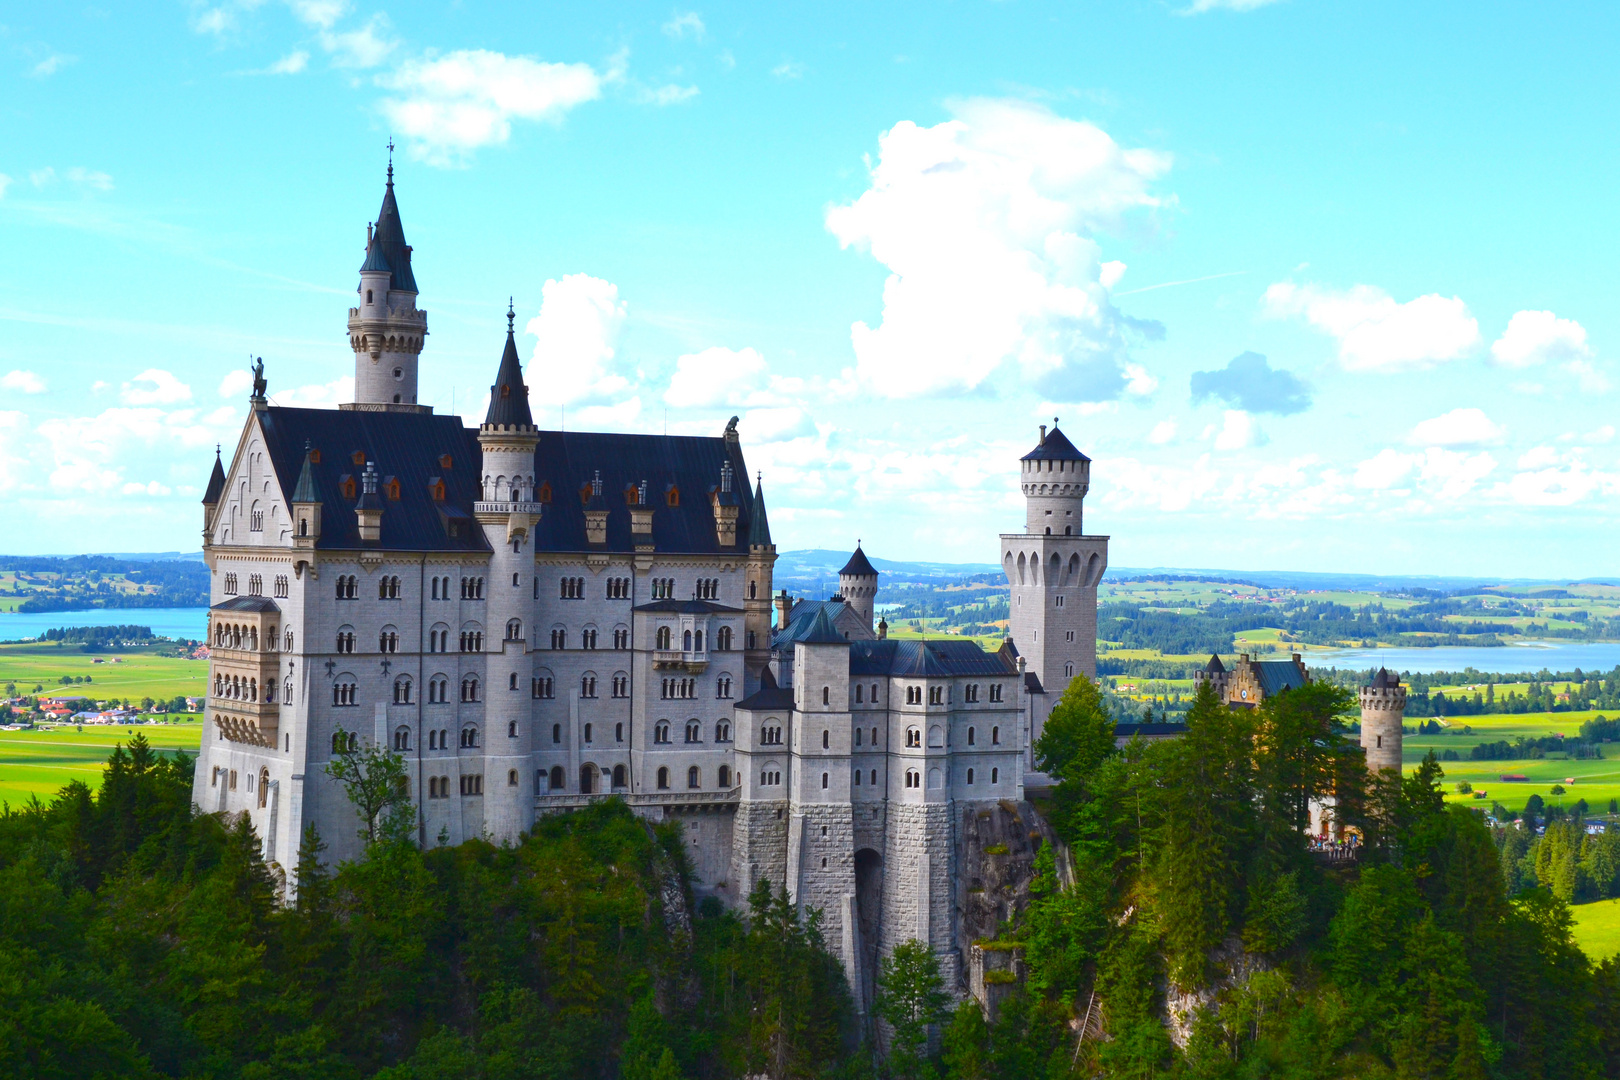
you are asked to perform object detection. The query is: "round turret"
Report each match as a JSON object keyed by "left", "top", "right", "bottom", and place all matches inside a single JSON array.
[
  {"left": 1359, "top": 667, "right": 1406, "bottom": 773},
  {"left": 837, "top": 544, "right": 879, "bottom": 634},
  {"left": 1021, "top": 422, "right": 1090, "bottom": 535}
]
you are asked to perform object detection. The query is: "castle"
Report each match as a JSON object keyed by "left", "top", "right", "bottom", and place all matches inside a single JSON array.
[{"left": 191, "top": 166, "right": 1107, "bottom": 1004}]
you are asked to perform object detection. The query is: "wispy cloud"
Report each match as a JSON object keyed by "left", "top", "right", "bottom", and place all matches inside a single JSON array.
[
  {"left": 267, "top": 50, "right": 309, "bottom": 74},
  {"left": 634, "top": 83, "right": 699, "bottom": 106},
  {"left": 771, "top": 60, "right": 806, "bottom": 80},
  {"left": 0, "top": 371, "right": 47, "bottom": 394},
  {"left": 29, "top": 54, "right": 76, "bottom": 78},
  {"left": 662, "top": 11, "right": 706, "bottom": 41},
  {"left": 1179, "top": 0, "right": 1288, "bottom": 13}
]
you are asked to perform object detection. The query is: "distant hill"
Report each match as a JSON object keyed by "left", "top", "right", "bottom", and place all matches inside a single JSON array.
[{"left": 774, "top": 549, "right": 1001, "bottom": 596}]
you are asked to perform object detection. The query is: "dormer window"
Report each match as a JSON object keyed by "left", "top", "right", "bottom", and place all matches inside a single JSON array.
[
  {"left": 309, "top": 449, "right": 321, "bottom": 464},
  {"left": 500, "top": 384, "right": 511, "bottom": 399},
  {"left": 386, "top": 478, "right": 400, "bottom": 500},
  {"left": 537, "top": 482, "right": 551, "bottom": 504},
  {"left": 429, "top": 479, "right": 445, "bottom": 502},
  {"left": 351, "top": 450, "right": 366, "bottom": 466},
  {"left": 666, "top": 484, "right": 680, "bottom": 507},
  {"left": 340, "top": 474, "right": 356, "bottom": 499},
  {"left": 439, "top": 454, "right": 452, "bottom": 469}
]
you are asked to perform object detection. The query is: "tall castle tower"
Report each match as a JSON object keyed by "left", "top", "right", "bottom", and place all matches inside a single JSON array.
[
  {"left": 346, "top": 155, "right": 429, "bottom": 412},
  {"left": 837, "top": 545, "right": 879, "bottom": 634},
  {"left": 743, "top": 474, "right": 776, "bottom": 687},
  {"left": 1359, "top": 667, "right": 1405, "bottom": 773},
  {"left": 1002, "top": 423, "right": 1109, "bottom": 711},
  {"left": 476, "top": 304, "right": 542, "bottom": 842}
]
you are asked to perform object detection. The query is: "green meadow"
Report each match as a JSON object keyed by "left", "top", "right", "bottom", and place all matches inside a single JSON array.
[
  {"left": 0, "top": 723, "right": 204, "bottom": 808},
  {"left": 0, "top": 640, "right": 207, "bottom": 703},
  {"left": 1570, "top": 898, "right": 1620, "bottom": 962},
  {"left": 1406, "top": 710, "right": 1620, "bottom": 815}
]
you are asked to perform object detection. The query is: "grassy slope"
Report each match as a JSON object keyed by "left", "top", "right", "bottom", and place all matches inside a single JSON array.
[
  {"left": 0, "top": 641, "right": 207, "bottom": 702},
  {"left": 0, "top": 722, "right": 204, "bottom": 807},
  {"left": 1571, "top": 898, "right": 1620, "bottom": 963}
]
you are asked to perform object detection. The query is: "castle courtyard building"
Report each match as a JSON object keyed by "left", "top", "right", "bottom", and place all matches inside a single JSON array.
[{"left": 193, "top": 167, "right": 1107, "bottom": 1004}]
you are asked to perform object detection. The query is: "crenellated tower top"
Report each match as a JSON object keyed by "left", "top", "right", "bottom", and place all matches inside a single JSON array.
[{"left": 1020, "top": 420, "right": 1090, "bottom": 535}]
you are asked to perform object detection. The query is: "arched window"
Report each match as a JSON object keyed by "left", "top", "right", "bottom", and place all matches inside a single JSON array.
[
  {"left": 966, "top": 767, "right": 975, "bottom": 785},
  {"left": 506, "top": 619, "right": 523, "bottom": 641},
  {"left": 657, "top": 766, "right": 670, "bottom": 790},
  {"left": 393, "top": 676, "right": 412, "bottom": 704},
  {"left": 685, "top": 720, "right": 701, "bottom": 743},
  {"left": 991, "top": 767, "right": 999, "bottom": 784},
  {"left": 822, "top": 686, "right": 830, "bottom": 705},
  {"left": 906, "top": 769, "right": 920, "bottom": 789},
  {"left": 613, "top": 764, "right": 626, "bottom": 788},
  {"left": 393, "top": 726, "right": 411, "bottom": 751},
  {"left": 821, "top": 772, "right": 829, "bottom": 789},
  {"left": 552, "top": 722, "right": 561, "bottom": 744},
  {"left": 822, "top": 729, "right": 829, "bottom": 749},
  {"left": 715, "top": 721, "right": 730, "bottom": 742},
  {"left": 655, "top": 720, "right": 670, "bottom": 744},
  {"left": 549, "top": 765, "right": 565, "bottom": 790},
  {"left": 718, "top": 764, "right": 731, "bottom": 787},
  {"left": 992, "top": 725, "right": 1001, "bottom": 745},
  {"left": 508, "top": 720, "right": 517, "bottom": 738},
  {"left": 460, "top": 725, "right": 478, "bottom": 748},
  {"left": 584, "top": 723, "right": 593, "bottom": 744},
  {"left": 856, "top": 684, "right": 863, "bottom": 704},
  {"left": 508, "top": 769, "right": 518, "bottom": 786},
  {"left": 906, "top": 727, "right": 920, "bottom": 748},
  {"left": 656, "top": 626, "right": 672, "bottom": 650},
  {"left": 683, "top": 628, "right": 692, "bottom": 651},
  {"left": 461, "top": 676, "right": 480, "bottom": 702},
  {"left": 688, "top": 765, "right": 701, "bottom": 789},
  {"left": 257, "top": 767, "right": 270, "bottom": 808},
  {"left": 967, "top": 726, "right": 976, "bottom": 745}
]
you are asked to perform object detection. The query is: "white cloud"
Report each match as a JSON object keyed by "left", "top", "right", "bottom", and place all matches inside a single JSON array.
[
  {"left": 121, "top": 369, "right": 193, "bottom": 406},
  {"left": 268, "top": 376, "right": 353, "bottom": 408},
  {"left": 268, "top": 50, "right": 309, "bottom": 74},
  {"left": 0, "top": 174, "right": 10, "bottom": 199},
  {"left": 1210, "top": 409, "right": 1265, "bottom": 451},
  {"left": 665, "top": 347, "right": 767, "bottom": 408},
  {"left": 321, "top": 14, "right": 396, "bottom": 68},
  {"left": 1180, "top": 0, "right": 1287, "bottom": 12},
  {"left": 635, "top": 83, "right": 700, "bottom": 106},
  {"left": 65, "top": 167, "right": 113, "bottom": 192},
  {"left": 30, "top": 54, "right": 76, "bottom": 78},
  {"left": 218, "top": 369, "right": 255, "bottom": 398},
  {"left": 1565, "top": 359, "right": 1611, "bottom": 394},
  {"left": 288, "top": 0, "right": 347, "bottom": 28},
  {"left": 0, "top": 370, "right": 47, "bottom": 394},
  {"left": 663, "top": 12, "right": 706, "bottom": 40},
  {"left": 771, "top": 60, "right": 806, "bottom": 79},
  {"left": 1147, "top": 418, "right": 1177, "bottom": 445},
  {"left": 380, "top": 49, "right": 602, "bottom": 164},
  {"left": 1352, "top": 447, "right": 1497, "bottom": 500},
  {"left": 525, "top": 274, "right": 630, "bottom": 405},
  {"left": 1490, "top": 309, "right": 1591, "bottom": 368},
  {"left": 1492, "top": 447, "right": 1617, "bottom": 507},
  {"left": 29, "top": 168, "right": 55, "bottom": 188},
  {"left": 826, "top": 98, "right": 1169, "bottom": 400},
  {"left": 1263, "top": 281, "right": 1480, "bottom": 372},
  {"left": 1407, "top": 407, "right": 1504, "bottom": 448},
  {"left": 1123, "top": 363, "right": 1158, "bottom": 396},
  {"left": 122, "top": 481, "right": 174, "bottom": 496}
]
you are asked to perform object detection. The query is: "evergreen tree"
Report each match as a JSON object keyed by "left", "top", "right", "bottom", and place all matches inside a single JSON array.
[{"left": 873, "top": 939, "right": 949, "bottom": 1080}]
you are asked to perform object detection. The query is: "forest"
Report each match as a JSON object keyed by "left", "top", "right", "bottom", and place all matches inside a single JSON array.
[
  {"left": 3, "top": 681, "right": 1618, "bottom": 1078},
  {"left": 0, "top": 556, "right": 209, "bottom": 613}
]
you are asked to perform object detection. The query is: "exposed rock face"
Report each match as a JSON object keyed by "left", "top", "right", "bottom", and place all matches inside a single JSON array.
[
  {"left": 954, "top": 800, "right": 1059, "bottom": 993},
  {"left": 1161, "top": 935, "right": 1272, "bottom": 1048}
]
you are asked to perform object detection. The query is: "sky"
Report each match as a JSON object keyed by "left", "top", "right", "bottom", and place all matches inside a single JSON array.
[{"left": 2, "top": 1, "right": 1619, "bottom": 577}]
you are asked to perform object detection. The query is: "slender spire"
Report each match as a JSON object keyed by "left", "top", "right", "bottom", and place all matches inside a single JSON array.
[
  {"left": 747, "top": 473, "right": 773, "bottom": 547},
  {"left": 365, "top": 148, "right": 417, "bottom": 292},
  {"left": 482, "top": 302, "right": 534, "bottom": 428},
  {"left": 202, "top": 445, "right": 226, "bottom": 505},
  {"left": 291, "top": 441, "right": 321, "bottom": 503}
]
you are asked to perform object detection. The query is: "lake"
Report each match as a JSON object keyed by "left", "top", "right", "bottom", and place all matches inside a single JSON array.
[
  {"left": 1313, "top": 641, "right": 1620, "bottom": 676},
  {"left": 0, "top": 607, "right": 208, "bottom": 643}
]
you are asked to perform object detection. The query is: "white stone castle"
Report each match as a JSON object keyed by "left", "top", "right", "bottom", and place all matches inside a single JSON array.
[{"left": 192, "top": 167, "right": 1108, "bottom": 1003}]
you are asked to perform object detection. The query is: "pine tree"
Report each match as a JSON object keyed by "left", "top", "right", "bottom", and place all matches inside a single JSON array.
[{"left": 874, "top": 939, "right": 950, "bottom": 1079}]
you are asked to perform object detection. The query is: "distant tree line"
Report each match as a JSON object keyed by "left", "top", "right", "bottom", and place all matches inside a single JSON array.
[{"left": 1, "top": 555, "right": 208, "bottom": 612}]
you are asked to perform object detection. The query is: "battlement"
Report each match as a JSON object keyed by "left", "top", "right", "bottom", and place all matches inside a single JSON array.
[{"left": 1359, "top": 685, "right": 1408, "bottom": 709}]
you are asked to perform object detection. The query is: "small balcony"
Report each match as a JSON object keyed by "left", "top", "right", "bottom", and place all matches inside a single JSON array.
[{"left": 653, "top": 649, "right": 709, "bottom": 673}]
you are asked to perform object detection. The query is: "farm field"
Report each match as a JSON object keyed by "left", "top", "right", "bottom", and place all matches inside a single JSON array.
[
  {"left": 0, "top": 641, "right": 207, "bottom": 702},
  {"left": 1405, "top": 710, "right": 1619, "bottom": 815},
  {"left": 1570, "top": 898, "right": 1620, "bottom": 962},
  {"left": 0, "top": 722, "right": 204, "bottom": 808}
]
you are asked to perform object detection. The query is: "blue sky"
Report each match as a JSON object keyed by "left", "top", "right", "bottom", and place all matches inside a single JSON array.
[{"left": 3, "top": 1, "right": 1618, "bottom": 576}]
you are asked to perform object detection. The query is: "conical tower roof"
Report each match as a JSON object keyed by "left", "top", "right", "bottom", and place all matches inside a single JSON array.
[
  {"left": 801, "top": 605, "right": 847, "bottom": 646},
  {"left": 747, "top": 475, "right": 773, "bottom": 547},
  {"left": 483, "top": 302, "right": 534, "bottom": 428},
  {"left": 202, "top": 447, "right": 226, "bottom": 505},
  {"left": 1021, "top": 424, "right": 1090, "bottom": 462},
  {"left": 840, "top": 544, "right": 878, "bottom": 578},
  {"left": 291, "top": 442, "right": 321, "bottom": 503},
  {"left": 361, "top": 160, "right": 417, "bottom": 292}
]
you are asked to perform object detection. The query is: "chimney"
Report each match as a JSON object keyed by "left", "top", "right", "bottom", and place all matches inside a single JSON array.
[
  {"left": 712, "top": 461, "right": 740, "bottom": 546},
  {"left": 775, "top": 589, "right": 792, "bottom": 631},
  {"left": 354, "top": 461, "right": 383, "bottom": 543},
  {"left": 1039, "top": 424, "right": 1047, "bottom": 442},
  {"left": 877, "top": 617, "right": 888, "bottom": 640},
  {"left": 630, "top": 478, "right": 654, "bottom": 536},
  {"left": 584, "top": 470, "right": 608, "bottom": 546}
]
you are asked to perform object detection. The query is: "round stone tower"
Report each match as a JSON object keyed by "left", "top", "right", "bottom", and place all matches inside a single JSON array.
[
  {"left": 837, "top": 544, "right": 879, "bottom": 634},
  {"left": 475, "top": 303, "right": 541, "bottom": 843},
  {"left": 1022, "top": 422, "right": 1090, "bottom": 535},
  {"left": 347, "top": 156, "right": 429, "bottom": 411},
  {"left": 1359, "top": 667, "right": 1406, "bottom": 773}
]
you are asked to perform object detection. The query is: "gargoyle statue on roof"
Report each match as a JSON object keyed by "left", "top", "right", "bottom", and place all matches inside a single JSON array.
[{"left": 725, "top": 415, "right": 739, "bottom": 438}]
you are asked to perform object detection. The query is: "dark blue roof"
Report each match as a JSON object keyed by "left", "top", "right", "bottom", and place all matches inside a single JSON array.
[
  {"left": 748, "top": 478, "right": 772, "bottom": 547},
  {"left": 366, "top": 173, "right": 417, "bottom": 292},
  {"left": 528, "top": 429, "right": 758, "bottom": 555},
  {"left": 202, "top": 450, "right": 226, "bottom": 505},
  {"left": 484, "top": 315, "right": 533, "bottom": 428},
  {"left": 840, "top": 545, "right": 877, "bottom": 577},
  {"left": 258, "top": 408, "right": 761, "bottom": 556},
  {"left": 1252, "top": 660, "right": 1308, "bottom": 697},
  {"left": 259, "top": 406, "right": 489, "bottom": 553},
  {"left": 1204, "top": 654, "right": 1226, "bottom": 673},
  {"left": 212, "top": 596, "right": 280, "bottom": 613},
  {"left": 736, "top": 667, "right": 793, "bottom": 711},
  {"left": 799, "top": 606, "right": 847, "bottom": 646},
  {"left": 848, "top": 639, "right": 1015, "bottom": 677},
  {"left": 1021, "top": 426, "right": 1089, "bottom": 463},
  {"left": 633, "top": 598, "right": 742, "bottom": 614}
]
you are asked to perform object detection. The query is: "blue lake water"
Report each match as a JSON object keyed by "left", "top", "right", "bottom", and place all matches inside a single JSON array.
[
  {"left": 0, "top": 607, "right": 208, "bottom": 643},
  {"left": 1313, "top": 641, "right": 1620, "bottom": 676}
]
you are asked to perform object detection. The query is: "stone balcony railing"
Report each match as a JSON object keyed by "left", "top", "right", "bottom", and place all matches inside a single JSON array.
[
  {"left": 473, "top": 501, "right": 544, "bottom": 516},
  {"left": 653, "top": 649, "right": 709, "bottom": 672}
]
